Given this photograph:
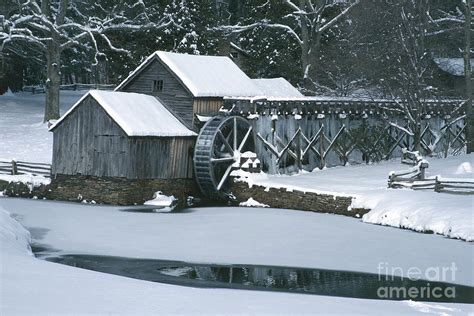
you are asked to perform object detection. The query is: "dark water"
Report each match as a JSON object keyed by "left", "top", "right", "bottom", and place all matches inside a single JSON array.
[{"left": 44, "top": 254, "right": 474, "bottom": 303}]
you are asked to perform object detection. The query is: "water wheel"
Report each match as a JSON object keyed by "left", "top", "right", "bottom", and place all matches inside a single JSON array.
[{"left": 194, "top": 116, "right": 255, "bottom": 200}]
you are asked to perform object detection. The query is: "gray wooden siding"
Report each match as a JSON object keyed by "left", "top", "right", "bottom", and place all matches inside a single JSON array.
[
  {"left": 193, "top": 98, "right": 224, "bottom": 128},
  {"left": 127, "top": 137, "right": 195, "bottom": 179},
  {"left": 119, "top": 59, "right": 195, "bottom": 127},
  {"left": 52, "top": 96, "right": 195, "bottom": 179}
]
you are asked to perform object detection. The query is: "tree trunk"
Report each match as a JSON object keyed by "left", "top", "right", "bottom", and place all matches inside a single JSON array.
[
  {"left": 44, "top": 43, "right": 61, "bottom": 122},
  {"left": 464, "top": 0, "right": 473, "bottom": 153},
  {"left": 300, "top": 36, "right": 322, "bottom": 93},
  {"left": 412, "top": 123, "right": 421, "bottom": 152}
]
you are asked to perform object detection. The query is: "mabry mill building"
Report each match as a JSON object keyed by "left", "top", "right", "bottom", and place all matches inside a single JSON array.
[
  {"left": 114, "top": 51, "right": 302, "bottom": 129},
  {"left": 49, "top": 51, "right": 302, "bottom": 205}
]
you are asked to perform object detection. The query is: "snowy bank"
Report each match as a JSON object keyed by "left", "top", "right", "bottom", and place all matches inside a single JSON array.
[
  {"left": 232, "top": 154, "right": 474, "bottom": 241},
  {"left": 0, "top": 207, "right": 32, "bottom": 257}
]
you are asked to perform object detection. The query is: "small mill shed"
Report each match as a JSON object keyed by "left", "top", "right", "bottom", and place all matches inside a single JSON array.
[{"left": 49, "top": 90, "right": 197, "bottom": 204}]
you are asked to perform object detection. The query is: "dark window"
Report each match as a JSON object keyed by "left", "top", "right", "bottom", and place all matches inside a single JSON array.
[{"left": 152, "top": 80, "right": 163, "bottom": 92}]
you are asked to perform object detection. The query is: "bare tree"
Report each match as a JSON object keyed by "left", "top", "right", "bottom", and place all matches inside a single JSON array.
[
  {"left": 463, "top": 0, "right": 472, "bottom": 153},
  {"left": 217, "top": 0, "right": 360, "bottom": 93},
  {"left": 428, "top": 0, "right": 473, "bottom": 152},
  {"left": 0, "top": 0, "right": 176, "bottom": 122},
  {"left": 381, "top": 0, "right": 433, "bottom": 152}
]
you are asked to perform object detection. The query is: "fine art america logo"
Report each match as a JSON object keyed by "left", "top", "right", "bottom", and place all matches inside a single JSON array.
[{"left": 377, "top": 262, "right": 457, "bottom": 300}]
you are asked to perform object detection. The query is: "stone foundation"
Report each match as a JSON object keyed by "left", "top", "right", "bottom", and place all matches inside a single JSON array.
[
  {"left": 47, "top": 174, "right": 200, "bottom": 206},
  {"left": 230, "top": 179, "right": 370, "bottom": 217}
]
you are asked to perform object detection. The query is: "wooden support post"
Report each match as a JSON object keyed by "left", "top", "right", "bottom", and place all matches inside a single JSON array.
[
  {"left": 11, "top": 160, "right": 17, "bottom": 175},
  {"left": 296, "top": 129, "right": 302, "bottom": 170},
  {"left": 419, "top": 161, "right": 428, "bottom": 180},
  {"left": 434, "top": 176, "right": 441, "bottom": 193},
  {"left": 388, "top": 172, "right": 395, "bottom": 188},
  {"left": 319, "top": 127, "right": 325, "bottom": 169}
]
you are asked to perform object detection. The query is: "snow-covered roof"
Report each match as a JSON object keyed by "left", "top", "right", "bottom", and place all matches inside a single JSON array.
[
  {"left": 50, "top": 90, "right": 196, "bottom": 137},
  {"left": 434, "top": 58, "right": 474, "bottom": 76},
  {"left": 115, "top": 51, "right": 262, "bottom": 98},
  {"left": 252, "top": 78, "right": 303, "bottom": 98}
]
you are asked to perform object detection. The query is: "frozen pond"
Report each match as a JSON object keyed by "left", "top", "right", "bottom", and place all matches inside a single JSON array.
[
  {"left": 41, "top": 253, "right": 474, "bottom": 304},
  {"left": 2, "top": 198, "right": 474, "bottom": 314},
  {"left": 2, "top": 198, "right": 472, "bottom": 286}
]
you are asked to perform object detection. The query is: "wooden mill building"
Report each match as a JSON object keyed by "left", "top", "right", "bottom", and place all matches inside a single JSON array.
[
  {"left": 49, "top": 51, "right": 302, "bottom": 205},
  {"left": 114, "top": 51, "right": 301, "bottom": 129},
  {"left": 49, "top": 90, "right": 197, "bottom": 204}
]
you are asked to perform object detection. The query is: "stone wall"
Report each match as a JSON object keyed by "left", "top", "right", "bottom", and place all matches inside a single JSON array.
[
  {"left": 47, "top": 174, "right": 200, "bottom": 207},
  {"left": 2, "top": 174, "right": 370, "bottom": 217},
  {"left": 230, "top": 179, "right": 370, "bottom": 218},
  {"left": 0, "top": 179, "right": 50, "bottom": 199}
]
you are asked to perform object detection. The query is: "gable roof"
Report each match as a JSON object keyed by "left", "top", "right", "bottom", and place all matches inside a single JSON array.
[
  {"left": 434, "top": 58, "right": 474, "bottom": 76},
  {"left": 50, "top": 90, "right": 196, "bottom": 137},
  {"left": 115, "top": 51, "right": 263, "bottom": 98},
  {"left": 252, "top": 78, "right": 303, "bottom": 99}
]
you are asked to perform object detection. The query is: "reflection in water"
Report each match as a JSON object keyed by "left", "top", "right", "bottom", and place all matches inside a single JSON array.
[{"left": 45, "top": 255, "right": 474, "bottom": 303}]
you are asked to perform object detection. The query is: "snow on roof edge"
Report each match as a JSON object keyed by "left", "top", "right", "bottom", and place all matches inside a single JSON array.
[
  {"left": 50, "top": 90, "right": 196, "bottom": 137},
  {"left": 116, "top": 50, "right": 262, "bottom": 98},
  {"left": 49, "top": 91, "right": 90, "bottom": 131},
  {"left": 156, "top": 51, "right": 201, "bottom": 97},
  {"left": 89, "top": 91, "right": 196, "bottom": 137}
]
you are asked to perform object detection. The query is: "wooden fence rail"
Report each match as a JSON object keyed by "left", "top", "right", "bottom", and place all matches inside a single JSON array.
[
  {"left": 434, "top": 177, "right": 474, "bottom": 194},
  {"left": 23, "top": 83, "right": 115, "bottom": 94},
  {"left": 0, "top": 160, "right": 51, "bottom": 177},
  {"left": 388, "top": 149, "right": 429, "bottom": 188},
  {"left": 387, "top": 150, "right": 473, "bottom": 194}
]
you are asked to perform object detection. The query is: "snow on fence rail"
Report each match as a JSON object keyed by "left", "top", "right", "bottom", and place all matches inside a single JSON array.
[
  {"left": 388, "top": 150, "right": 429, "bottom": 189},
  {"left": 0, "top": 160, "right": 51, "bottom": 178},
  {"left": 387, "top": 150, "right": 473, "bottom": 194},
  {"left": 434, "top": 177, "right": 474, "bottom": 194},
  {"left": 22, "top": 83, "right": 115, "bottom": 94}
]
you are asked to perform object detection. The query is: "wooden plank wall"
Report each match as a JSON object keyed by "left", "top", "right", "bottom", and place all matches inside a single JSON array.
[
  {"left": 52, "top": 96, "right": 128, "bottom": 177},
  {"left": 119, "top": 59, "right": 195, "bottom": 127},
  {"left": 193, "top": 97, "right": 223, "bottom": 127},
  {"left": 193, "top": 98, "right": 223, "bottom": 115},
  {"left": 127, "top": 137, "right": 195, "bottom": 179},
  {"left": 52, "top": 97, "right": 195, "bottom": 179}
]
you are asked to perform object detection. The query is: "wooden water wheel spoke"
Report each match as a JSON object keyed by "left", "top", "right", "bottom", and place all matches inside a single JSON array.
[
  {"left": 211, "top": 157, "right": 235, "bottom": 164},
  {"left": 217, "top": 130, "right": 234, "bottom": 155},
  {"left": 194, "top": 116, "right": 256, "bottom": 200},
  {"left": 231, "top": 117, "right": 236, "bottom": 150},
  {"left": 238, "top": 126, "right": 253, "bottom": 152},
  {"left": 216, "top": 164, "right": 235, "bottom": 191}
]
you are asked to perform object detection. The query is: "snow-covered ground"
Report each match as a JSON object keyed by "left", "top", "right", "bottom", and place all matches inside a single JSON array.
[
  {"left": 1, "top": 91, "right": 473, "bottom": 314},
  {"left": 1, "top": 200, "right": 473, "bottom": 315},
  {"left": 0, "top": 91, "right": 84, "bottom": 163},
  {"left": 233, "top": 154, "right": 474, "bottom": 241}
]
